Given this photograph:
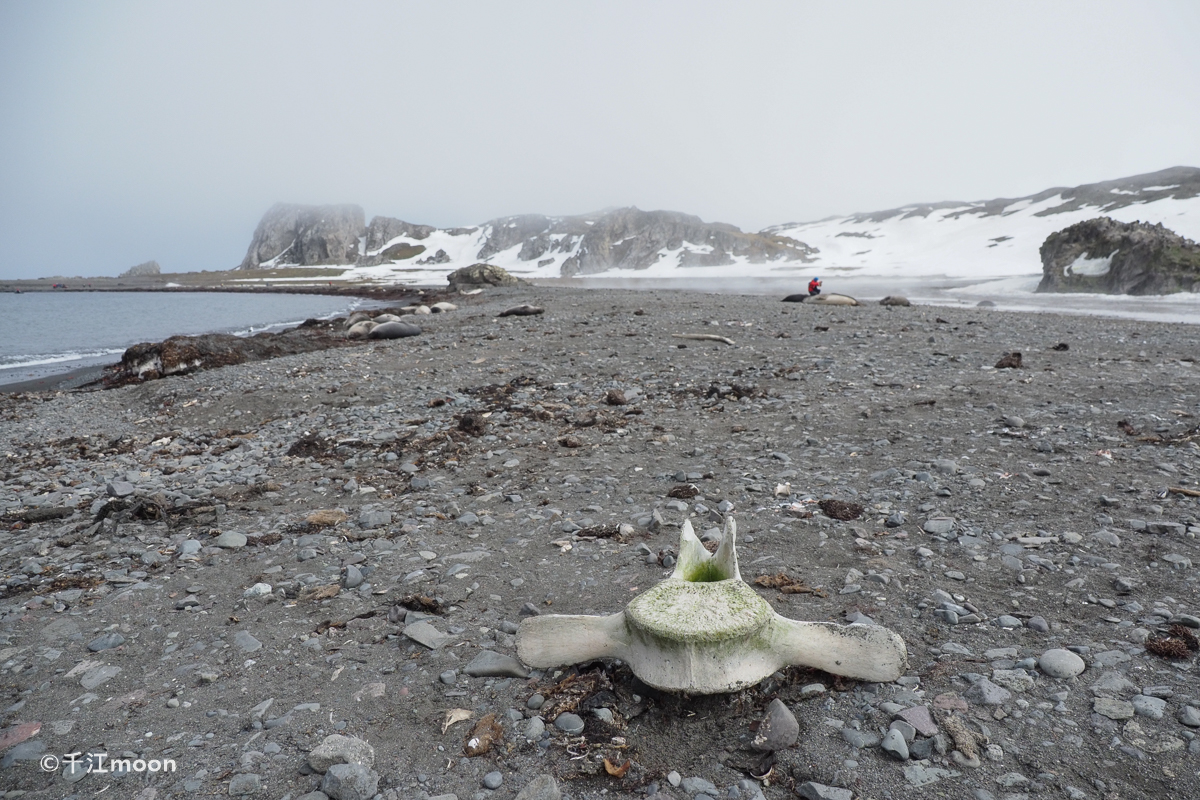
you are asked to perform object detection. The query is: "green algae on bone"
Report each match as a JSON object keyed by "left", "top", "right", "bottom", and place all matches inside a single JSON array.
[
  {"left": 516, "top": 515, "right": 909, "bottom": 693},
  {"left": 683, "top": 559, "right": 728, "bottom": 583}
]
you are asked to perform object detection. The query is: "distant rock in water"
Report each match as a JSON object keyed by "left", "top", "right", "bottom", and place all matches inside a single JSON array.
[
  {"left": 447, "top": 264, "right": 525, "bottom": 288},
  {"left": 121, "top": 260, "right": 160, "bottom": 278},
  {"left": 1037, "top": 217, "right": 1200, "bottom": 295},
  {"left": 240, "top": 203, "right": 365, "bottom": 269}
]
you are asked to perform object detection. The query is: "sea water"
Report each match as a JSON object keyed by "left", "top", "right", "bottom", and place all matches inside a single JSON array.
[{"left": 0, "top": 291, "right": 380, "bottom": 386}]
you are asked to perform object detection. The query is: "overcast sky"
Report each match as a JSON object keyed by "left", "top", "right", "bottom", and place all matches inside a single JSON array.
[{"left": 1, "top": 1, "right": 1197, "bottom": 279}]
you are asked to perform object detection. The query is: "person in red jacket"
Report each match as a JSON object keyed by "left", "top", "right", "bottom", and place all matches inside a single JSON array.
[{"left": 808, "top": 277, "right": 822, "bottom": 296}]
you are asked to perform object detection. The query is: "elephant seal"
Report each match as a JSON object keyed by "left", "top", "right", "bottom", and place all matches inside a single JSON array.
[
  {"left": 373, "top": 313, "right": 403, "bottom": 324},
  {"left": 346, "top": 321, "right": 378, "bottom": 339},
  {"left": 368, "top": 322, "right": 422, "bottom": 340},
  {"left": 879, "top": 296, "right": 911, "bottom": 306},
  {"left": 782, "top": 293, "right": 808, "bottom": 303},
  {"left": 807, "top": 293, "right": 860, "bottom": 306},
  {"left": 498, "top": 304, "right": 545, "bottom": 317},
  {"left": 345, "top": 311, "right": 372, "bottom": 328},
  {"left": 430, "top": 302, "right": 457, "bottom": 313}
]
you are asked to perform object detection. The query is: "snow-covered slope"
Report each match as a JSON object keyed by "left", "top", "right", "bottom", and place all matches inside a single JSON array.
[
  {"left": 766, "top": 166, "right": 1200, "bottom": 281},
  {"left": 236, "top": 167, "right": 1200, "bottom": 287}
]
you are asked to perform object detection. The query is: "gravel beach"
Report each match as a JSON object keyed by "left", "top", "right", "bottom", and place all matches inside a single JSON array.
[{"left": 1, "top": 285, "right": 1198, "bottom": 800}]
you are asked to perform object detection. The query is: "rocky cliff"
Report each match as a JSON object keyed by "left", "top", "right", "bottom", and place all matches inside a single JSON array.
[
  {"left": 120, "top": 260, "right": 160, "bottom": 277},
  {"left": 1036, "top": 217, "right": 1200, "bottom": 295},
  {"left": 239, "top": 204, "right": 365, "bottom": 269},
  {"left": 245, "top": 203, "right": 817, "bottom": 276},
  {"left": 467, "top": 207, "right": 815, "bottom": 276}
]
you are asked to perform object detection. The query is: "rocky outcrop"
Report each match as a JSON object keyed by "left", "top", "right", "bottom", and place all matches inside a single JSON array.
[
  {"left": 466, "top": 208, "right": 816, "bottom": 276},
  {"left": 559, "top": 208, "right": 815, "bottom": 276},
  {"left": 365, "top": 216, "right": 437, "bottom": 251},
  {"left": 120, "top": 260, "right": 161, "bottom": 278},
  {"left": 1036, "top": 217, "right": 1200, "bottom": 295},
  {"left": 447, "top": 264, "right": 525, "bottom": 288},
  {"left": 239, "top": 204, "right": 365, "bottom": 269}
]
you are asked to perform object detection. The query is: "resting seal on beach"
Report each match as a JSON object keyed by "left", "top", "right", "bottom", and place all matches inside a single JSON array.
[
  {"left": 368, "top": 321, "right": 422, "bottom": 339},
  {"left": 346, "top": 321, "right": 378, "bottom": 339},
  {"left": 879, "top": 296, "right": 911, "bottom": 306},
  {"left": 807, "top": 293, "right": 860, "bottom": 306}
]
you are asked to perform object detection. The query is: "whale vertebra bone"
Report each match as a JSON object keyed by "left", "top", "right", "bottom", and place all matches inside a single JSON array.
[{"left": 517, "top": 516, "right": 908, "bottom": 694}]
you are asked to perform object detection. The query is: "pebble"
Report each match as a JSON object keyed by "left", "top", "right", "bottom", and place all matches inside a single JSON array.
[
  {"left": 463, "top": 650, "right": 529, "bottom": 678},
  {"left": 881, "top": 728, "right": 910, "bottom": 760},
  {"left": 228, "top": 773, "right": 262, "bottom": 796},
  {"left": 524, "top": 716, "right": 545, "bottom": 741},
  {"left": 1039, "top": 648, "right": 1085, "bottom": 678},
  {"left": 1093, "top": 697, "right": 1135, "bottom": 720},
  {"left": 87, "top": 632, "right": 126, "bottom": 651},
  {"left": 841, "top": 728, "right": 880, "bottom": 749},
  {"left": 482, "top": 771, "right": 503, "bottom": 789},
  {"left": 234, "top": 631, "right": 262, "bottom": 653},
  {"left": 214, "top": 531, "right": 247, "bottom": 548},
  {"left": 1132, "top": 695, "right": 1166, "bottom": 719},
  {"left": 680, "top": 777, "right": 718, "bottom": 796},
  {"left": 896, "top": 705, "right": 937, "bottom": 736},
  {"left": 752, "top": 698, "right": 799, "bottom": 751},
  {"left": 964, "top": 677, "right": 1011, "bottom": 706},
  {"left": 514, "top": 775, "right": 561, "bottom": 800},
  {"left": 797, "top": 782, "right": 853, "bottom": 800},
  {"left": 308, "top": 734, "right": 376, "bottom": 772},
  {"left": 321, "top": 763, "right": 379, "bottom": 800},
  {"left": 1178, "top": 707, "right": 1200, "bottom": 728},
  {"left": 553, "top": 713, "right": 584, "bottom": 734}
]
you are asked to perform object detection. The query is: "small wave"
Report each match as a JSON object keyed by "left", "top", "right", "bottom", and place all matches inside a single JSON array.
[{"left": 0, "top": 349, "right": 125, "bottom": 370}]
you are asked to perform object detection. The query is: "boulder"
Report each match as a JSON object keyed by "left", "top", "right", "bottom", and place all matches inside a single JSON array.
[
  {"left": 1037, "top": 216, "right": 1200, "bottom": 295},
  {"left": 447, "top": 263, "right": 526, "bottom": 288}
]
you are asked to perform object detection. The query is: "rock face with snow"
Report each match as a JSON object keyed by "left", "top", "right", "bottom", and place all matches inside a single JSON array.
[
  {"left": 120, "top": 260, "right": 160, "bottom": 277},
  {"left": 554, "top": 208, "right": 816, "bottom": 276},
  {"left": 1036, "top": 217, "right": 1200, "bottom": 295},
  {"left": 239, "top": 204, "right": 366, "bottom": 269},
  {"left": 447, "top": 264, "right": 525, "bottom": 288}
]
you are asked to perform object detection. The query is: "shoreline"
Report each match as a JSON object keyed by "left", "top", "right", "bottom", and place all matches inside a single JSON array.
[
  {"left": 0, "top": 364, "right": 112, "bottom": 394},
  {"left": 0, "top": 284, "right": 432, "bottom": 393},
  {"left": 2, "top": 277, "right": 1198, "bottom": 394}
]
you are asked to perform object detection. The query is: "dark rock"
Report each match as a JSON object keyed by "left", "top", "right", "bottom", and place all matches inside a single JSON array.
[
  {"left": 1037, "top": 216, "right": 1200, "bottom": 295},
  {"left": 19, "top": 506, "right": 74, "bottom": 523},
  {"left": 995, "top": 352, "right": 1022, "bottom": 369}
]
